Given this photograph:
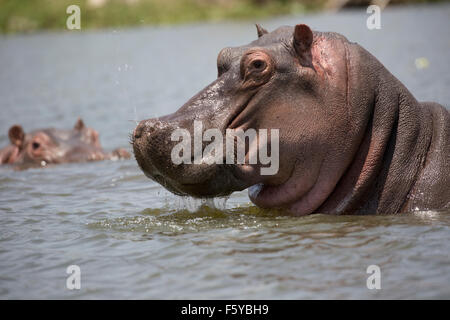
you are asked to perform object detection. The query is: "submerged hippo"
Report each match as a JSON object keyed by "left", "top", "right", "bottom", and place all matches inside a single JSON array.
[
  {"left": 0, "top": 118, "right": 130, "bottom": 169},
  {"left": 132, "top": 24, "right": 450, "bottom": 215}
]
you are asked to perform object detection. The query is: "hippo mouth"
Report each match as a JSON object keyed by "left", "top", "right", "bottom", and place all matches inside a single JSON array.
[
  {"left": 140, "top": 164, "right": 248, "bottom": 198},
  {"left": 132, "top": 134, "right": 250, "bottom": 198}
]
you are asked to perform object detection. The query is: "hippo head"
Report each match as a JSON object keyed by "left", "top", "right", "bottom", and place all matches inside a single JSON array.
[
  {"left": 133, "top": 24, "right": 376, "bottom": 215},
  {"left": 0, "top": 118, "right": 109, "bottom": 168}
]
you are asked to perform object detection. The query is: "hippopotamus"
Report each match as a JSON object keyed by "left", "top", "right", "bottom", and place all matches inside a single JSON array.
[
  {"left": 0, "top": 118, "right": 130, "bottom": 169},
  {"left": 132, "top": 24, "right": 450, "bottom": 215}
]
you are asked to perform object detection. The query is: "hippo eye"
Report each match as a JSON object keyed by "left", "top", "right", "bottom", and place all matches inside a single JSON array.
[
  {"left": 240, "top": 50, "right": 273, "bottom": 86},
  {"left": 252, "top": 60, "right": 265, "bottom": 69},
  {"left": 32, "top": 142, "right": 40, "bottom": 150}
]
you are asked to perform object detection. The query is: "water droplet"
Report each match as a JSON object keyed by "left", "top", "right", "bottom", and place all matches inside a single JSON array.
[{"left": 415, "top": 57, "right": 429, "bottom": 69}]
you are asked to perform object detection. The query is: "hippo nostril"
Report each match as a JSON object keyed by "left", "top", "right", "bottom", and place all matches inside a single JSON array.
[
  {"left": 134, "top": 119, "right": 163, "bottom": 141},
  {"left": 133, "top": 126, "right": 142, "bottom": 139},
  {"left": 133, "top": 121, "right": 147, "bottom": 139}
]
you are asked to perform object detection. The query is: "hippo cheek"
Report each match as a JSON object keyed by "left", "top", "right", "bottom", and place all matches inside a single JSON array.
[{"left": 245, "top": 113, "right": 332, "bottom": 213}]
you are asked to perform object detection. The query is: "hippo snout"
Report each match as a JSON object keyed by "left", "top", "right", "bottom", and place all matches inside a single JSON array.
[
  {"left": 132, "top": 120, "right": 145, "bottom": 140},
  {"left": 132, "top": 118, "right": 186, "bottom": 192},
  {"left": 133, "top": 119, "right": 162, "bottom": 140},
  {"left": 132, "top": 115, "right": 251, "bottom": 198},
  {"left": 133, "top": 119, "right": 173, "bottom": 164},
  {"left": 133, "top": 119, "right": 173, "bottom": 165}
]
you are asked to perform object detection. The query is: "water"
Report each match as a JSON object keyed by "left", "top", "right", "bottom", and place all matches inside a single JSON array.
[{"left": 1, "top": 3, "right": 449, "bottom": 299}]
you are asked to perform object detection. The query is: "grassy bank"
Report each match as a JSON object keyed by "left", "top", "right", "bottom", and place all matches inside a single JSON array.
[
  {"left": 0, "top": 0, "right": 443, "bottom": 33},
  {"left": 0, "top": 0, "right": 325, "bottom": 33}
]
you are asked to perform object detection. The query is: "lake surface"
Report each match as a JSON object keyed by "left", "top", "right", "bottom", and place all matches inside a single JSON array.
[{"left": 0, "top": 3, "right": 449, "bottom": 299}]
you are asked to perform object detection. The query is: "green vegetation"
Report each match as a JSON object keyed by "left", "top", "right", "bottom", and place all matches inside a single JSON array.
[
  {"left": 0, "top": 0, "right": 325, "bottom": 33},
  {"left": 0, "top": 0, "right": 443, "bottom": 34}
]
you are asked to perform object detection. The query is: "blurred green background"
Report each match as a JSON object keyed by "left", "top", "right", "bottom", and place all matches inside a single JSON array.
[{"left": 0, "top": 0, "right": 444, "bottom": 33}]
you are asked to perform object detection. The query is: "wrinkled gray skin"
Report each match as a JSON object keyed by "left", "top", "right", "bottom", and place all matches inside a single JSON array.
[
  {"left": 0, "top": 118, "right": 130, "bottom": 169},
  {"left": 133, "top": 24, "right": 450, "bottom": 215}
]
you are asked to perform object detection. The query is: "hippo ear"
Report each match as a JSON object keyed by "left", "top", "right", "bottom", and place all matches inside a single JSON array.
[
  {"left": 74, "top": 118, "right": 85, "bottom": 131},
  {"left": 293, "top": 24, "right": 314, "bottom": 67},
  {"left": 256, "top": 24, "right": 268, "bottom": 38},
  {"left": 8, "top": 125, "right": 25, "bottom": 148}
]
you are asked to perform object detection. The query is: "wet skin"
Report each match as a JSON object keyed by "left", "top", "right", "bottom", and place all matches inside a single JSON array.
[
  {"left": 132, "top": 24, "right": 450, "bottom": 215},
  {"left": 0, "top": 118, "right": 130, "bottom": 169}
]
